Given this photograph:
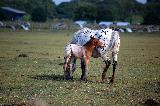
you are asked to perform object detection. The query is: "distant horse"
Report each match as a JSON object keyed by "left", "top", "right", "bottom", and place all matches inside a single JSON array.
[
  {"left": 69, "top": 27, "right": 120, "bottom": 83},
  {"left": 64, "top": 37, "right": 104, "bottom": 81}
]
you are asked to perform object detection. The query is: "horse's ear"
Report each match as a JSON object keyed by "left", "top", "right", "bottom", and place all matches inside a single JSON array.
[{"left": 90, "top": 36, "right": 94, "bottom": 39}]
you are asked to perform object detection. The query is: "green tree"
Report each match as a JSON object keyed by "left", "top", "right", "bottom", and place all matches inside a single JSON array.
[
  {"left": 22, "top": 14, "right": 31, "bottom": 21},
  {"left": 74, "top": 2, "right": 97, "bottom": 21},
  {"left": 31, "top": 7, "right": 47, "bottom": 22},
  {"left": 0, "top": 0, "right": 56, "bottom": 21},
  {"left": 56, "top": 2, "right": 77, "bottom": 19},
  {"left": 1, "top": 0, "right": 159, "bottom": 25},
  {"left": 96, "top": 3, "right": 114, "bottom": 22},
  {"left": 147, "top": 0, "right": 160, "bottom": 3},
  {"left": 126, "top": 15, "right": 144, "bottom": 24},
  {"left": 144, "top": 3, "right": 160, "bottom": 25}
]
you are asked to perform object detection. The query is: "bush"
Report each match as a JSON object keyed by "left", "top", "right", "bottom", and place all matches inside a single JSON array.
[{"left": 31, "top": 7, "right": 47, "bottom": 22}]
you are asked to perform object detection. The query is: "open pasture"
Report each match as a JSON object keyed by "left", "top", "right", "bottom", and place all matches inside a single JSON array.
[{"left": 0, "top": 31, "right": 160, "bottom": 106}]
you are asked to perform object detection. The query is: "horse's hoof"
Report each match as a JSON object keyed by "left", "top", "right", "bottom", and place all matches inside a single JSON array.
[
  {"left": 80, "top": 78, "right": 87, "bottom": 82},
  {"left": 80, "top": 78, "right": 86, "bottom": 81},
  {"left": 102, "top": 75, "right": 106, "bottom": 81},
  {"left": 81, "top": 80, "right": 87, "bottom": 83},
  {"left": 70, "top": 77, "right": 73, "bottom": 80},
  {"left": 101, "top": 79, "right": 105, "bottom": 83},
  {"left": 102, "top": 77, "right": 106, "bottom": 81},
  {"left": 65, "top": 76, "right": 73, "bottom": 80},
  {"left": 109, "top": 79, "right": 114, "bottom": 84}
]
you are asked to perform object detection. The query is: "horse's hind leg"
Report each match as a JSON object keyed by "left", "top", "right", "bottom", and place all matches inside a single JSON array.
[
  {"left": 63, "top": 58, "right": 67, "bottom": 72},
  {"left": 64, "top": 56, "right": 72, "bottom": 80},
  {"left": 110, "top": 52, "right": 118, "bottom": 83},
  {"left": 64, "top": 56, "right": 70, "bottom": 72},
  {"left": 68, "top": 57, "right": 76, "bottom": 79},
  {"left": 110, "top": 60, "right": 117, "bottom": 83},
  {"left": 70, "top": 58, "right": 77, "bottom": 74},
  {"left": 102, "top": 59, "right": 111, "bottom": 82}
]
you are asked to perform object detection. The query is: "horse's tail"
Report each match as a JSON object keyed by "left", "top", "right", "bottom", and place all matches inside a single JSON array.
[
  {"left": 64, "top": 44, "right": 72, "bottom": 58},
  {"left": 114, "top": 31, "right": 120, "bottom": 52},
  {"left": 110, "top": 31, "right": 120, "bottom": 63},
  {"left": 110, "top": 31, "right": 120, "bottom": 52},
  {"left": 64, "top": 44, "right": 72, "bottom": 72}
]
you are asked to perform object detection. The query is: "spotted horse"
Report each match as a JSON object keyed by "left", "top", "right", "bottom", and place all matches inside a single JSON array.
[{"left": 65, "top": 27, "right": 120, "bottom": 83}]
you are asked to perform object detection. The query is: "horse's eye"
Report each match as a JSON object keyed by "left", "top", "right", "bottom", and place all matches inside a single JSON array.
[{"left": 95, "top": 41, "right": 98, "bottom": 43}]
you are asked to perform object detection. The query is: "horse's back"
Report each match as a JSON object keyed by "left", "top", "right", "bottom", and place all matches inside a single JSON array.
[
  {"left": 64, "top": 44, "right": 83, "bottom": 58},
  {"left": 70, "top": 27, "right": 95, "bottom": 45},
  {"left": 70, "top": 28, "right": 120, "bottom": 59}
]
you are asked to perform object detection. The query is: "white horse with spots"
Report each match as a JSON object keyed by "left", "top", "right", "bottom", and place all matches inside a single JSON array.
[{"left": 67, "top": 27, "right": 120, "bottom": 83}]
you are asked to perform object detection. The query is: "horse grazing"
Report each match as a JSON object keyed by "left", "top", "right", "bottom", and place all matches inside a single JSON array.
[
  {"left": 64, "top": 37, "right": 104, "bottom": 81},
  {"left": 70, "top": 27, "right": 120, "bottom": 83}
]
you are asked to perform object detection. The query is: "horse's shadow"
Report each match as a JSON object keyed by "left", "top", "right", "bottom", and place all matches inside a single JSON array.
[
  {"left": 31, "top": 74, "right": 64, "bottom": 81},
  {"left": 31, "top": 74, "right": 103, "bottom": 83},
  {"left": 31, "top": 74, "right": 80, "bottom": 82}
]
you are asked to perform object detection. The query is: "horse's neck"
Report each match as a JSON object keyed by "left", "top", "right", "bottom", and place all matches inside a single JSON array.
[{"left": 84, "top": 43, "right": 95, "bottom": 56}]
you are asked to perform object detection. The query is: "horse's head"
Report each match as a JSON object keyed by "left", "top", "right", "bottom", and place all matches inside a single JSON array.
[{"left": 90, "top": 36, "right": 104, "bottom": 47}]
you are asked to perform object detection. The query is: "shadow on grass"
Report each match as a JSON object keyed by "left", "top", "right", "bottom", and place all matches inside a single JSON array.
[
  {"left": 31, "top": 74, "right": 80, "bottom": 82},
  {"left": 30, "top": 74, "right": 106, "bottom": 84},
  {"left": 30, "top": 74, "right": 97, "bottom": 83},
  {"left": 31, "top": 74, "right": 64, "bottom": 81}
]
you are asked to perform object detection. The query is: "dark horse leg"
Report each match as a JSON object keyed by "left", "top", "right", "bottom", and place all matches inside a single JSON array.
[
  {"left": 80, "top": 60, "right": 87, "bottom": 81},
  {"left": 71, "top": 58, "right": 77, "bottom": 74},
  {"left": 64, "top": 56, "right": 73, "bottom": 80},
  {"left": 68, "top": 57, "right": 76, "bottom": 80},
  {"left": 64, "top": 64, "right": 73, "bottom": 80},
  {"left": 110, "top": 60, "right": 117, "bottom": 83},
  {"left": 110, "top": 52, "right": 118, "bottom": 83},
  {"left": 102, "top": 59, "right": 111, "bottom": 82}
]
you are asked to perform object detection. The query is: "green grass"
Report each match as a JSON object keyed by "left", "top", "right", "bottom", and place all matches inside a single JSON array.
[{"left": 0, "top": 31, "right": 160, "bottom": 106}]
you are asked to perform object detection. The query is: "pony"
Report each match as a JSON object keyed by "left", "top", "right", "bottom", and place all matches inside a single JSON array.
[
  {"left": 69, "top": 27, "right": 120, "bottom": 83},
  {"left": 64, "top": 36, "right": 104, "bottom": 81}
]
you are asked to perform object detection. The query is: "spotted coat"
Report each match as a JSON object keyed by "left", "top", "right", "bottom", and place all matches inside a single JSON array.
[{"left": 70, "top": 27, "right": 120, "bottom": 62}]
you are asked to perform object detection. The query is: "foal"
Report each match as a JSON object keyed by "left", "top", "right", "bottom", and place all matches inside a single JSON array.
[{"left": 64, "top": 37, "right": 103, "bottom": 81}]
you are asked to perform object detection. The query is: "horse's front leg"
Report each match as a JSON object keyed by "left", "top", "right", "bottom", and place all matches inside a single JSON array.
[
  {"left": 102, "top": 59, "right": 111, "bottom": 82},
  {"left": 81, "top": 59, "right": 89, "bottom": 82},
  {"left": 80, "top": 60, "right": 86, "bottom": 81},
  {"left": 110, "top": 53, "right": 118, "bottom": 83}
]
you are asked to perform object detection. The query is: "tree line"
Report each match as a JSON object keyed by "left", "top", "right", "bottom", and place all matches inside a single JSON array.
[{"left": 0, "top": 0, "right": 160, "bottom": 25}]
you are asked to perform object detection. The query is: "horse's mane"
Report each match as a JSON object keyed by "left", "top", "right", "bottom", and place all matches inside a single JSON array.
[
  {"left": 83, "top": 40, "right": 91, "bottom": 46},
  {"left": 83, "top": 37, "right": 94, "bottom": 46}
]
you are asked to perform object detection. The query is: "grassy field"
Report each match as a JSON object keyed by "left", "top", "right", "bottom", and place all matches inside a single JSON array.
[{"left": 0, "top": 31, "right": 160, "bottom": 106}]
